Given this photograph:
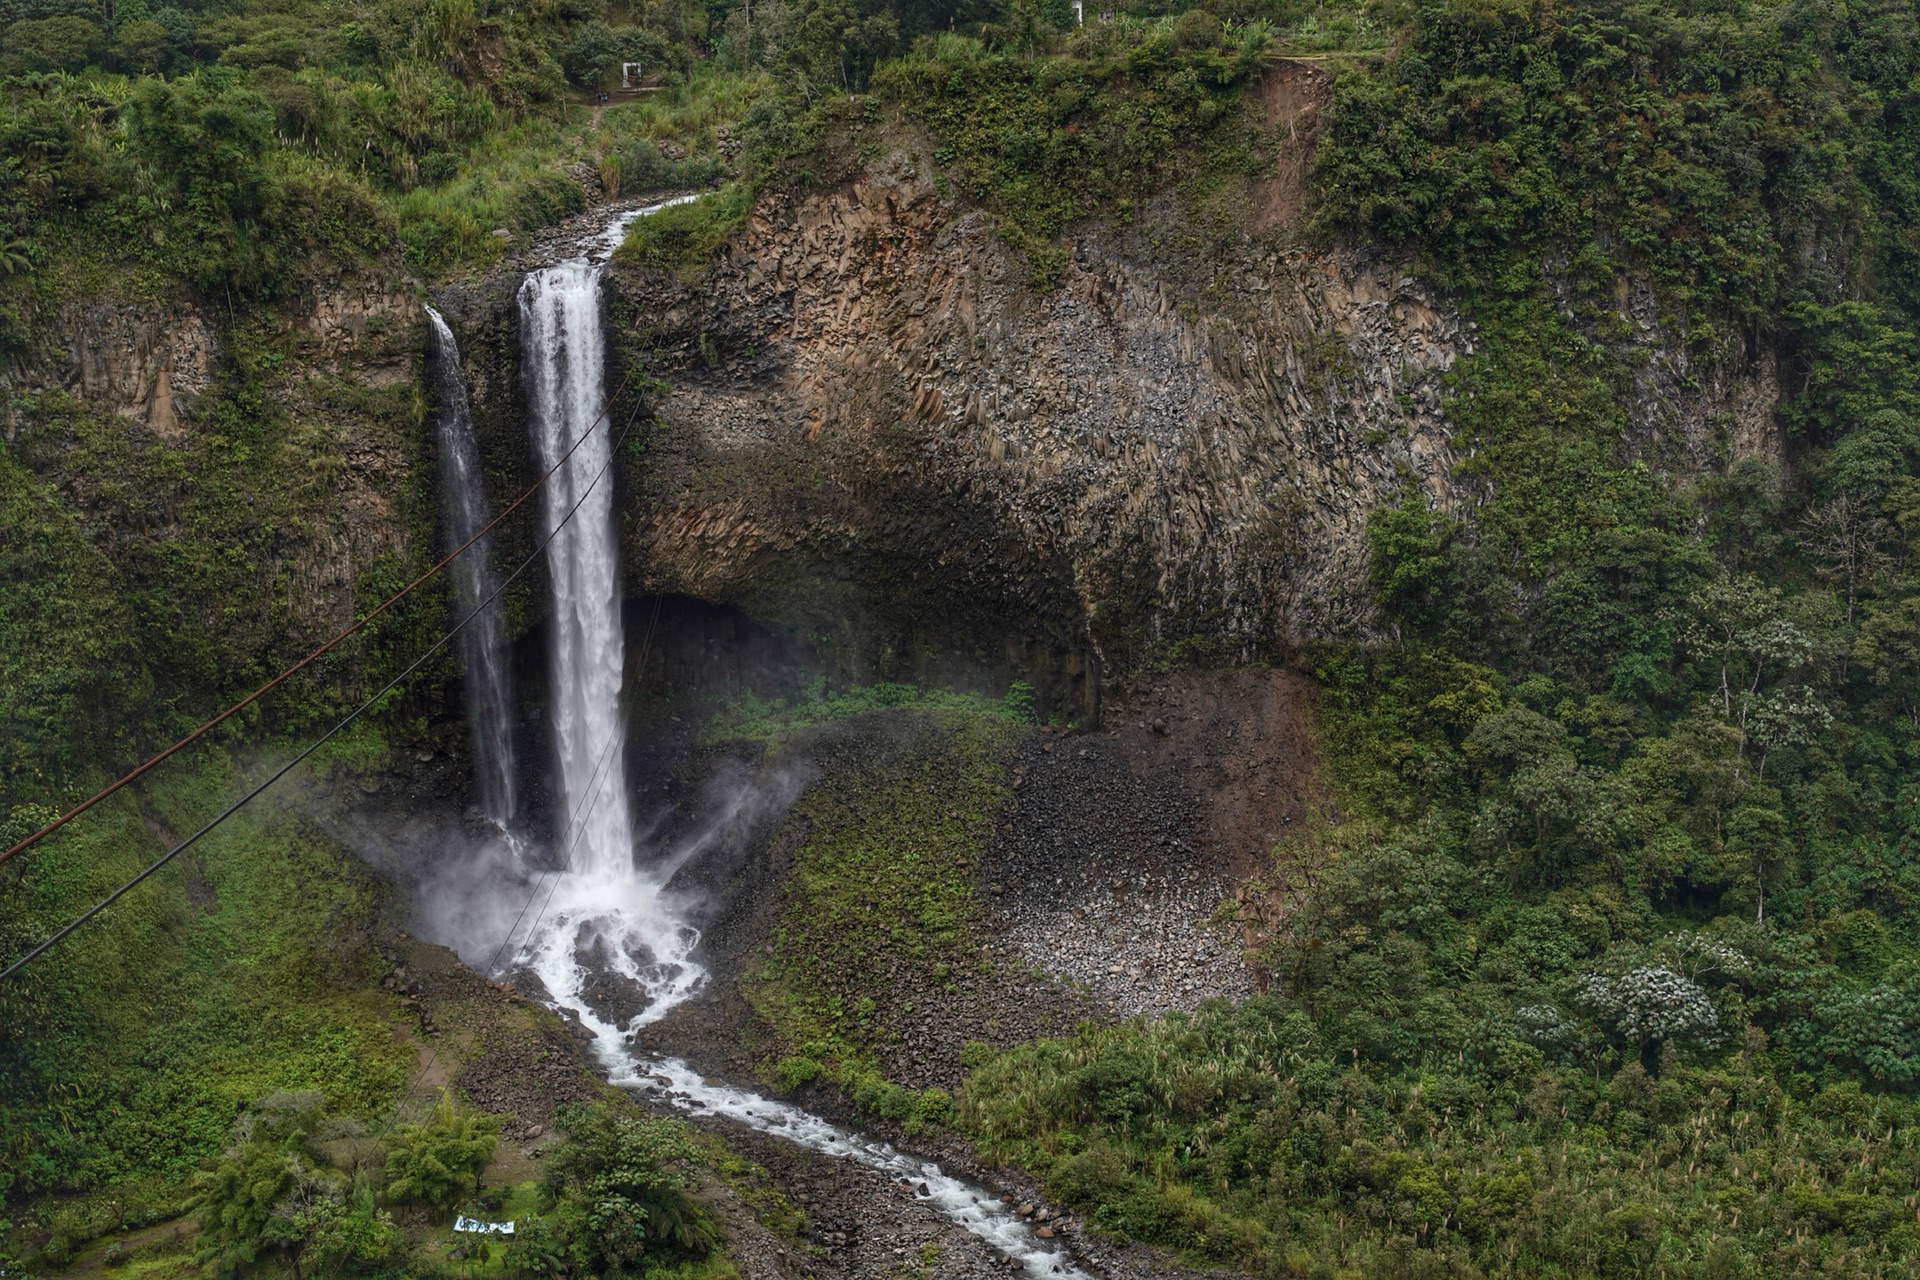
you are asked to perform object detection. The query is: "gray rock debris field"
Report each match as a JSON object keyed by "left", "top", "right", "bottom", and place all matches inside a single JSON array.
[{"left": 982, "top": 728, "right": 1254, "bottom": 1018}]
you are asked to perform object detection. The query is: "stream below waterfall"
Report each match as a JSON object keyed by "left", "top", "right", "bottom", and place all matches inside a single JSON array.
[{"left": 436, "top": 196, "right": 1092, "bottom": 1279}]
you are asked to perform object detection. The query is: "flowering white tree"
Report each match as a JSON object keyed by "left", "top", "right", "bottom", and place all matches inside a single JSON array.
[
  {"left": 1662, "top": 931, "right": 1751, "bottom": 981},
  {"left": 1572, "top": 965, "right": 1724, "bottom": 1063}
]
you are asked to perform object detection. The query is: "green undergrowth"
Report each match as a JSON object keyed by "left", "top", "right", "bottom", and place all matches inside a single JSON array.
[
  {"left": 1, "top": 327, "right": 437, "bottom": 807},
  {"left": 614, "top": 182, "right": 754, "bottom": 279},
  {"left": 699, "top": 677, "right": 1037, "bottom": 744},
  {"left": 739, "top": 706, "right": 1019, "bottom": 1125},
  {"left": 963, "top": 997, "right": 1920, "bottom": 1278},
  {"left": 865, "top": 22, "right": 1274, "bottom": 286},
  {"left": 399, "top": 65, "right": 767, "bottom": 274},
  {"left": 0, "top": 750, "right": 413, "bottom": 1266},
  {"left": 496, "top": 1103, "right": 729, "bottom": 1280}
]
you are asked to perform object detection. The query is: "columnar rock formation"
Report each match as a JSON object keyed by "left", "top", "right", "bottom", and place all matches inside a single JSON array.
[{"left": 610, "top": 155, "right": 1468, "bottom": 700}]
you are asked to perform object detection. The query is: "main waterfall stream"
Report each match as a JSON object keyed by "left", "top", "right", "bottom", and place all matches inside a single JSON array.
[{"left": 444, "top": 198, "right": 1090, "bottom": 1279}]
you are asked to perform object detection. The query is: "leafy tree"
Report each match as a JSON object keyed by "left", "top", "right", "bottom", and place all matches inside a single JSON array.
[
  {"left": 1724, "top": 799, "right": 1795, "bottom": 924},
  {"left": 1571, "top": 965, "right": 1725, "bottom": 1070},
  {"left": 535, "top": 1103, "right": 717, "bottom": 1276},
  {"left": 0, "top": 16, "right": 104, "bottom": 73},
  {"left": 112, "top": 18, "right": 176, "bottom": 73},
  {"left": 1855, "top": 596, "right": 1920, "bottom": 726},
  {"left": 789, "top": 0, "right": 899, "bottom": 95},
  {"left": 564, "top": 22, "right": 675, "bottom": 88},
  {"left": 381, "top": 1091, "right": 499, "bottom": 1209},
  {"left": 1367, "top": 495, "right": 1454, "bottom": 639},
  {"left": 196, "top": 1092, "right": 398, "bottom": 1279},
  {"left": 1679, "top": 574, "right": 1815, "bottom": 744}
]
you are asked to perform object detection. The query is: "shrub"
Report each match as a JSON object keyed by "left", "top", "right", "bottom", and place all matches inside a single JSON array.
[
  {"left": 538, "top": 1103, "right": 717, "bottom": 1275},
  {"left": 381, "top": 1090, "right": 500, "bottom": 1209},
  {"left": 195, "top": 1092, "right": 398, "bottom": 1279},
  {"left": 615, "top": 183, "right": 751, "bottom": 278},
  {"left": 602, "top": 139, "right": 725, "bottom": 197},
  {"left": 917, "top": 1087, "right": 954, "bottom": 1125},
  {"left": 771, "top": 1055, "right": 823, "bottom": 1091}
]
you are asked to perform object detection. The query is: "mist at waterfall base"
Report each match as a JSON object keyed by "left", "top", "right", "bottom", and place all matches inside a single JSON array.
[
  {"left": 416, "top": 196, "right": 721, "bottom": 1026},
  {"left": 416, "top": 199, "right": 1090, "bottom": 1279},
  {"left": 410, "top": 756, "right": 804, "bottom": 1012}
]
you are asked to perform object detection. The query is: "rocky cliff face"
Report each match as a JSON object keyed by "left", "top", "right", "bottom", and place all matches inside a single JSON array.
[
  {"left": 2, "top": 271, "right": 433, "bottom": 708},
  {"left": 608, "top": 155, "right": 1467, "bottom": 706},
  {"left": 11, "top": 64, "right": 1789, "bottom": 735}
]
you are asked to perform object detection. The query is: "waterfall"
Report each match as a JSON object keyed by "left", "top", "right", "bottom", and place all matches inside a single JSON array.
[
  {"left": 425, "top": 306, "right": 518, "bottom": 834},
  {"left": 519, "top": 259, "right": 633, "bottom": 881},
  {"left": 512, "top": 199, "right": 704, "bottom": 1024},
  {"left": 455, "top": 198, "right": 1084, "bottom": 1280}
]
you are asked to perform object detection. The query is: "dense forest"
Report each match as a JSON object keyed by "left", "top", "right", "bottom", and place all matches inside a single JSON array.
[{"left": 9, "top": 0, "right": 1920, "bottom": 1277}]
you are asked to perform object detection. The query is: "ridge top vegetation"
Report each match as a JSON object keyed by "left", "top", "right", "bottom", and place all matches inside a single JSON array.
[{"left": 10, "top": 0, "right": 1920, "bottom": 1277}]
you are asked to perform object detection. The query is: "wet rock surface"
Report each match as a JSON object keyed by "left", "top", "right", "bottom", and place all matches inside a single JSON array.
[{"left": 385, "top": 936, "right": 604, "bottom": 1127}]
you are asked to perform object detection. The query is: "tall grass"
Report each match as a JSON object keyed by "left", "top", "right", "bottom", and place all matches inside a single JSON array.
[
  {"left": 391, "top": 114, "right": 594, "bottom": 272},
  {"left": 595, "top": 63, "right": 776, "bottom": 152}
]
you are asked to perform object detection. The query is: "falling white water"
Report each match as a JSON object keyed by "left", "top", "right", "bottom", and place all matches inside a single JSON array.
[
  {"left": 506, "top": 198, "right": 1088, "bottom": 1280},
  {"left": 425, "top": 305, "right": 518, "bottom": 833},
  {"left": 512, "top": 197, "right": 706, "bottom": 1026}
]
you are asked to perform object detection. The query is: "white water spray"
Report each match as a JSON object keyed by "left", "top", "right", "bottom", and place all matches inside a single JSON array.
[
  {"left": 426, "top": 306, "right": 518, "bottom": 833},
  {"left": 504, "top": 198, "right": 1090, "bottom": 1279},
  {"left": 513, "top": 198, "right": 704, "bottom": 1024}
]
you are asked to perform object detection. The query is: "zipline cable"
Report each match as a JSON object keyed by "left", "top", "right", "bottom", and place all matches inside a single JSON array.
[
  {"left": 0, "top": 408, "right": 641, "bottom": 983},
  {"left": 390, "top": 593, "right": 667, "bottom": 1116},
  {"left": 392, "top": 701, "right": 626, "bottom": 1117},
  {"left": 0, "top": 355, "right": 638, "bottom": 871}
]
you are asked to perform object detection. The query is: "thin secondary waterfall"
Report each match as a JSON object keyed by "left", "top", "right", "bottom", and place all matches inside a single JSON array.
[
  {"left": 502, "top": 199, "right": 1085, "bottom": 1280},
  {"left": 425, "top": 306, "right": 517, "bottom": 833}
]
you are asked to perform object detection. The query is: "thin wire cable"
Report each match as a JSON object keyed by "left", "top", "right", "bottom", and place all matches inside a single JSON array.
[
  {"left": 392, "top": 702, "right": 626, "bottom": 1115},
  {"left": 0, "top": 359, "right": 637, "bottom": 870},
  {"left": 492, "top": 594, "right": 667, "bottom": 979},
  {"left": 0, "top": 412, "right": 640, "bottom": 983},
  {"left": 392, "top": 592, "right": 668, "bottom": 1112}
]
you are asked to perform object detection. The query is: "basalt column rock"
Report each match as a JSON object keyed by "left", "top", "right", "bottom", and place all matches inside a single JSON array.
[{"left": 603, "top": 156, "right": 1467, "bottom": 700}]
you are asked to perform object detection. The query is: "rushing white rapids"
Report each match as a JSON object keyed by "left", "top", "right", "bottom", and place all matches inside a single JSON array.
[
  {"left": 425, "top": 305, "right": 518, "bottom": 834},
  {"left": 614, "top": 1055, "right": 1092, "bottom": 1279},
  {"left": 502, "top": 197, "right": 1090, "bottom": 1280}
]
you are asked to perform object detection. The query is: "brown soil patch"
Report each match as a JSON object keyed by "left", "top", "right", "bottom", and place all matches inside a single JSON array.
[
  {"left": 1250, "top": 60, "right": 1333, "bottom": 232},
  {"left": 1104, "top": 665, "right": 1326, "bottom": 875}
]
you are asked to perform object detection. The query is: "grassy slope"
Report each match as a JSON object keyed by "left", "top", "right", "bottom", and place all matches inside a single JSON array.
[
  {"left": 1, "top": 749, "right": 413, "bottom": 1261},
  {"left": 733, "top": 707, "right": 1025, "bottom": 1119}
]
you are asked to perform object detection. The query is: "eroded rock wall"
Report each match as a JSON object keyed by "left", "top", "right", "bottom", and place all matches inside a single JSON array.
[
  {"left": 610, "top": 153, "right": 1465, "bottom": 695},
  {"left": 3, "top": 273, "right": 433, "bottom": 688}
]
